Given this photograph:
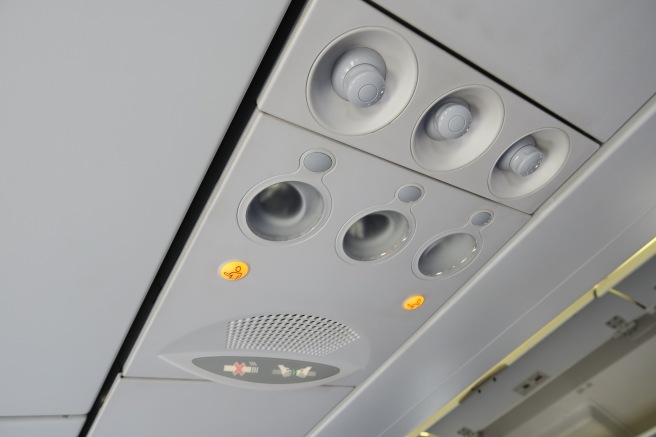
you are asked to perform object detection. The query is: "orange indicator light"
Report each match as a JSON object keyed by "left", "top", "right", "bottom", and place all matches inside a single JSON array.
[
  {"left": 220, "top": 261, "right": 249, "bottom": 281},
  {"left": 403, "top": 295, "right": 425, "bottom": 310}
]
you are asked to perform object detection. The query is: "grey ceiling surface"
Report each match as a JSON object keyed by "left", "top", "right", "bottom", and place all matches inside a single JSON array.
[
  {"left": 372, "top": 0, "right": 656, "bottom": 141},
  {"left": 0, "top": 0, "right": 290, "bottom": 416}
]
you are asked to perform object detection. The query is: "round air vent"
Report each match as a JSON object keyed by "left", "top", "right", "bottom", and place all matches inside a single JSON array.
[
  {"left": 307, "top": 27, "right": 418, "bottom": 135},
  {"left": 412, "top": 85, "right": 504, "bottom": 172},
  {"left": 489, "top": 128, "right": 570, "bottom": 199}
]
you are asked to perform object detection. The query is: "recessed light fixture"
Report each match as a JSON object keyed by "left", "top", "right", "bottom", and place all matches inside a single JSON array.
[
  {"left": 417, "top": 233, "right": 478, "bottom": 277},
  {"left": 342, "top": 210, "right": 410, "bottom": 261}
]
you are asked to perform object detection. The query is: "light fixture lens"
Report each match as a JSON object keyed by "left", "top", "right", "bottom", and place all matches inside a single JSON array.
[
  {"left": 246, "top": 181, "right": 324, "bottom": 241},
  {"left": 343, "top": 211, "right": 410, "bottom": 261},
  {"left": 418, "top": 233, "right": 478, "bottom": 277}
]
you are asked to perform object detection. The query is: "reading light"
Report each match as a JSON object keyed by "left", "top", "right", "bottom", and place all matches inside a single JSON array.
[
  {"left": 343, "top": 211, "right": 409, "bottom": 261},
  {"left": 246, "top": 181, "right": 324, "bottom": 241},
  {"left": 418, "top": 233, "right": 478, "bottom": 277}
]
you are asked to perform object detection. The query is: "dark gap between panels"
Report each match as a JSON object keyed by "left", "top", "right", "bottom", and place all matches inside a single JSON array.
[
  {"left": 78, "top": 1, "right": 308, "bottom": 435},
  {"left": 362, "top": 0, "right": 600, "bottom": 144}
]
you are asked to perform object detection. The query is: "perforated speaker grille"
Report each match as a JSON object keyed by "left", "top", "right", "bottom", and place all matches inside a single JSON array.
[{"left": 226, "top": 314, "right": 360, "bottom": 357}]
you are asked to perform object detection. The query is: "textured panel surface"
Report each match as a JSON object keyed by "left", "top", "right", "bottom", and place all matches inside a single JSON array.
[{"left": 227, "top": 314, "right": 360, "bottom": 357}]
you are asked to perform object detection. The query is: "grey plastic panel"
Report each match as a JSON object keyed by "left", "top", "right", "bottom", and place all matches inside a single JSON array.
[
  {"left": 307, "top": 94, "right": 656, "bottom": 437},
  {"left": 0, "top": 0, "right": 289, "bottom": 415},
  {"left": 0, "top": 416, "right": 85, "bottom": 437},
  {"left": 87, "top": 376, "right": 351, "bottom": 437},
  {"left": 258, "top": 0, "right": 599, "bottom": 213},
  {"left": 372, "top": 0, "right": 656, "bottom": 142},
  {"left": 124, "top": 111, "right": 529, "bottom": 388}
]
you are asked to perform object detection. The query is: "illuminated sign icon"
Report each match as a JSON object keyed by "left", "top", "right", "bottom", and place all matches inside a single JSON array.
[
  {"left": 219, "top": 261, "right": 249, "bottom": 281},
  {"left": 223, "top": 361, "right": 259, "bottom": 376},
  {"left": 193, "top": 356, "right": 341, "bottom": 384},
  {"left": 296, "top": 366, "right": 313, "bottom": 379},
  {"left": 278, "top": 364, "right": 292, "bottom": 378},
  {"left": 403, "top": 295, "right": 425, "bottom": 310},
  {"left": 274, "top": 365, "right": 316, "bottom": 378}
]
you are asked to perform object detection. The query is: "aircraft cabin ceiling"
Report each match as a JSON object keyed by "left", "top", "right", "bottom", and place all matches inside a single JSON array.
[{"left": 1, "top": 0, "right": 655, "bottom": 436}]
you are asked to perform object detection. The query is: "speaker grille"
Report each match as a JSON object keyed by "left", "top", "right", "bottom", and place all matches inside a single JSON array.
[{"left": 226, "top": 314, "right": 359, "bottom": 357}]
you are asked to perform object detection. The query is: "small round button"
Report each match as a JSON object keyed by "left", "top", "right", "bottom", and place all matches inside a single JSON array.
[
  {"left": 398, "top": 185, "right": 423, "bottom": 203},
  {"left": 358, "top": 84, "right": 378, "bottom": 103},
  {"left": 448, "top": 115, "right": 466, "bottom": 132},
  {"left": 303, "top": 152, "right": 333, "bottom": 173}
]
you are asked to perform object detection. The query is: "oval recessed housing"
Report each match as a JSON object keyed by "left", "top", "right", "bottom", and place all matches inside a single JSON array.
[
  {"left": 343, "top": 210, "right": 410, "bottom": 261},
  {"left": 418, "top": 233, "right": 478, "bottom": 277},
  {"left": 246, "top": 181, "right": 325, "bottom": 241}
]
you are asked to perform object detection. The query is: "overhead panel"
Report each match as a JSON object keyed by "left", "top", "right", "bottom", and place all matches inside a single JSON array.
[
  {"left": 0, "top": 0, "right": 290, "bottom": 416},
  {"left": 371, "top": 0, "right": 656, "bottom": 142},
  {"left": 258, "top": 0, "right": 599, "bottom": 214},
  {"left": 124, "top": 111, "right": 529, "bottom": 387},
  {"left": 117, "top": 0, "right": 614, "bottom": 434},
  {"left": 307, "top": 95, "right": 656, "bottom": 437}
]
